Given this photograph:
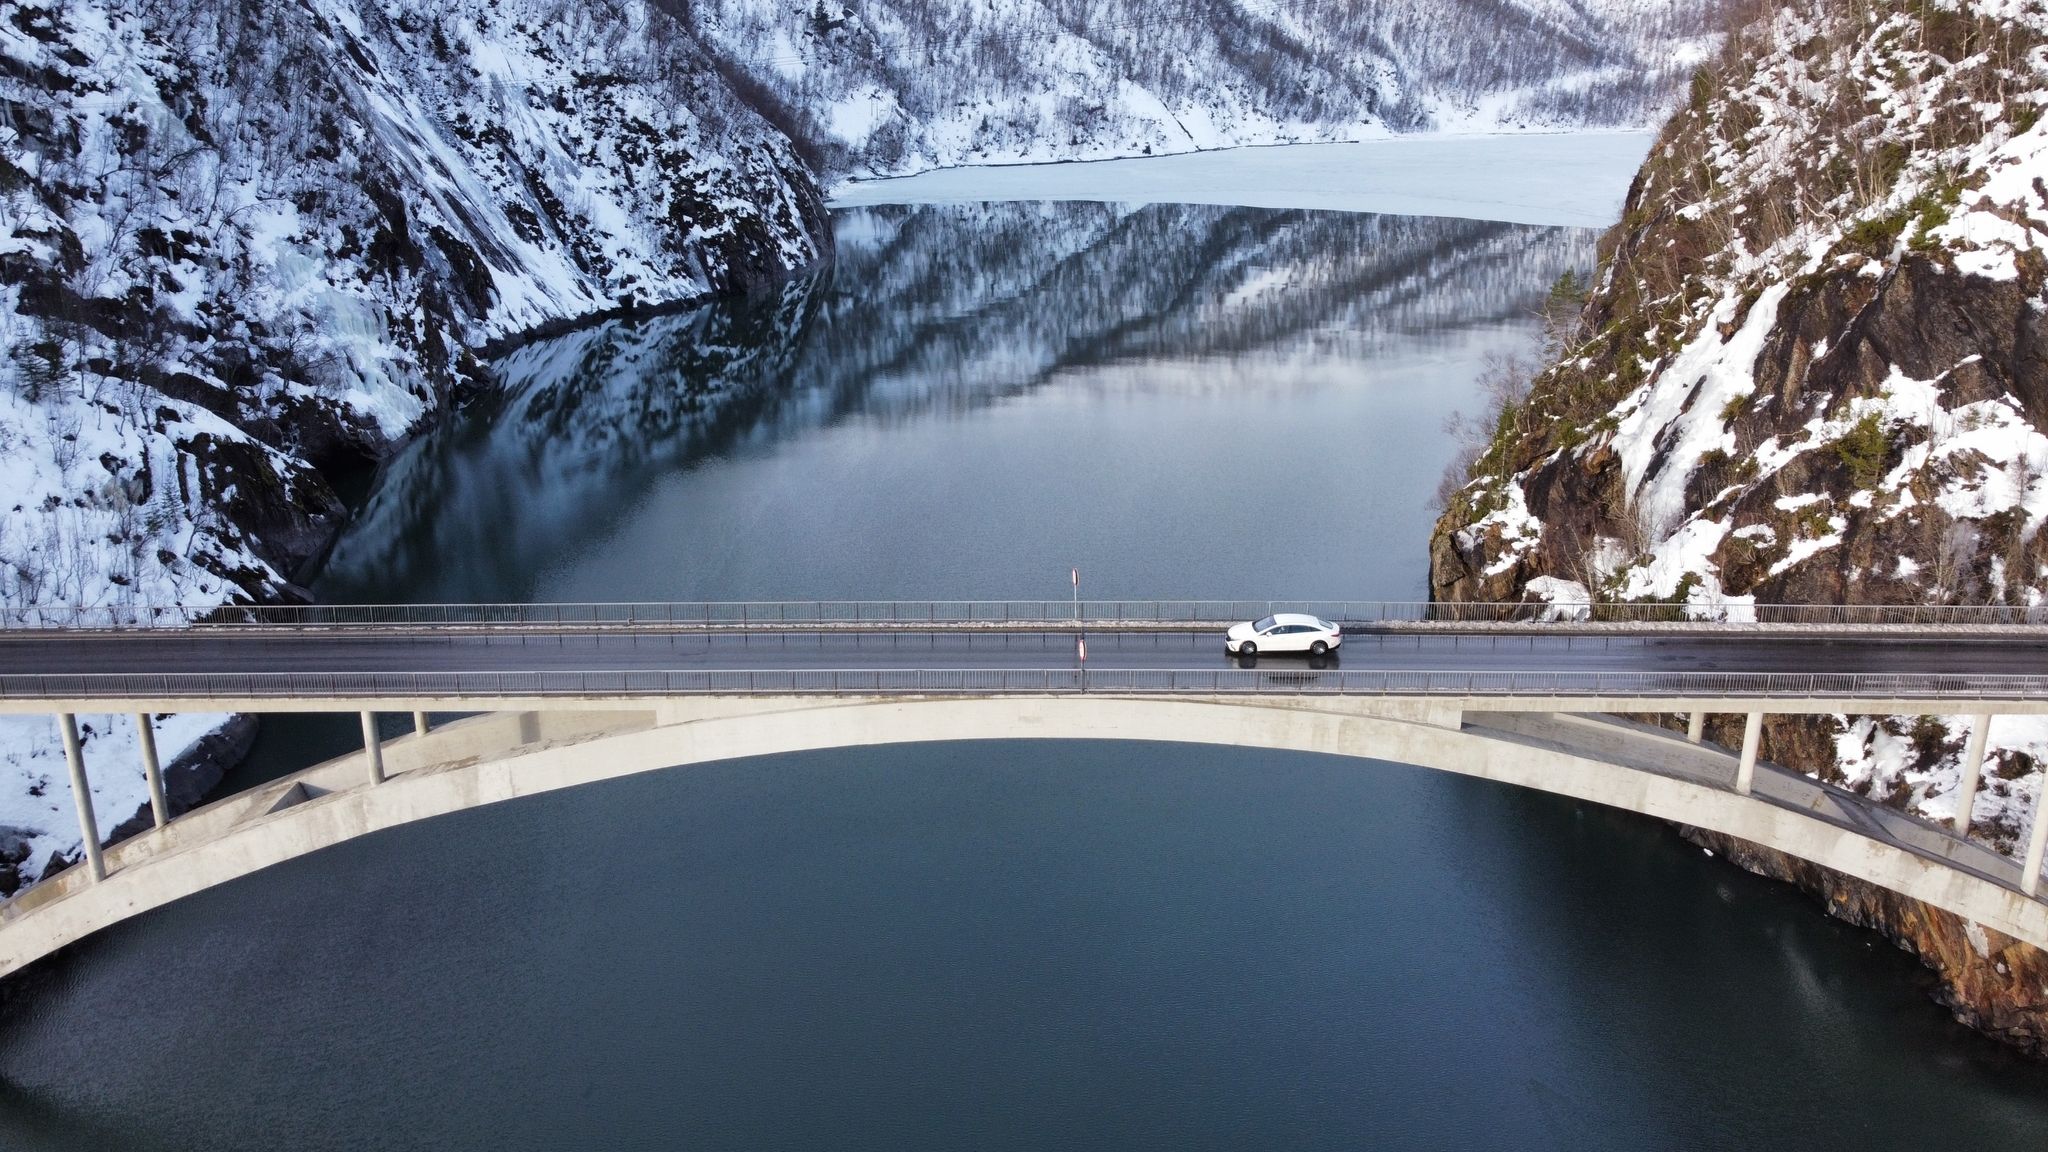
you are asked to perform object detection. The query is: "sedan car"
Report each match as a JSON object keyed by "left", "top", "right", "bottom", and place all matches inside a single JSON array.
[{"left": 1224, "top": 613, "right": 1342, "bottom": 657}]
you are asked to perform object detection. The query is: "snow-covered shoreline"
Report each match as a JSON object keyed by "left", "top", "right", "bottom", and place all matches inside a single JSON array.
[
  {"left": 690, "top": 0, "right": 1716, "bottom": 181},
  {"left": 0, "top": 713, "right": 233, "bottom": 884},
  {"left": 830, "top": 132, "right": 1658, "bottom": 228}
]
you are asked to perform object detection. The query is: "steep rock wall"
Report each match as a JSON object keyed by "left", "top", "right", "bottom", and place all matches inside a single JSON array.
[
  {"left": 0, "top": 0, "right": 831, "bottom": 889},
  {"left": 1430, "top": 0, "right": 2048, "bottom": 1053},
  {"left": 1, "top": 0, "right": 829, "bottom": 612}
]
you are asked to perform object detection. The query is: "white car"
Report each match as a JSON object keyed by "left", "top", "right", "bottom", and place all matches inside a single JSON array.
[{"left": 1224, "top": 613, "right": 1342, "bottom": 657}]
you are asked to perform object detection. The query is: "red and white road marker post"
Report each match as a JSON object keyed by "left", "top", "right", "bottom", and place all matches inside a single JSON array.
[{"left": 1072, "top": 567, "right": 1086, "bottom": 668}]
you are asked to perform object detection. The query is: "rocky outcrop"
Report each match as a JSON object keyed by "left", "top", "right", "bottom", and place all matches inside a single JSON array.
[
  {"left": 1, "top": 0, "right": 831, "bottom": 611},
  {"left": 1434, "top": 252, "right": 2048, "bottom": 609},
  {"left": 98, "top": 714, "right": 256, "bottom": 847},
  {"left": 0, "top": 0, "right": 832, "bottom": 890},
  {"left": 1430, "top": 0, "right": 2048, "bottom": 1053}
]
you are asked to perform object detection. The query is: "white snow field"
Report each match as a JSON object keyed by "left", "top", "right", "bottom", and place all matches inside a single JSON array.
[{"left": 830, "top": 132, "right": 1657, "bottom": 228}]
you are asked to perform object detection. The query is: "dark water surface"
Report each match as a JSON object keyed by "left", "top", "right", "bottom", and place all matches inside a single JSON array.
[{"left": 4, "top": 203, "right": 2047, "bottom": 1148}]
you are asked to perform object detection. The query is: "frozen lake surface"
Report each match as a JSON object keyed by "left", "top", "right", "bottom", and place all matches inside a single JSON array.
[{"left": 830, "top": 132, "right": 1657, "bottom": 228}]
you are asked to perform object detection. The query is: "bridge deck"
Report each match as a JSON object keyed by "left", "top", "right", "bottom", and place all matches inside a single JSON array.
[{"left": 3, "top": 629, "right": 2048, "bottom": 705}]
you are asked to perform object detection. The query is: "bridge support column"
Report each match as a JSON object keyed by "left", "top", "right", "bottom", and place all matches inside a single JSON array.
[
  {"left": 361, "top": 712, "right": 384, "bottom": 785},
  {"left": 413, "top": 712, "right": 430, "bottom": 739},
  {"left": 58, "top": 715, "right": 106, "bottom": 882},
  {"left": 134, "top": 713, "right": 168, "bottom": 830},
  {"left": 1687, "top": 711, "right": 1706, "bottom": 744},
  {"left": 2024, "top": 765, "right": 2048, "bottom": 897},
  {"left": 1955, "top": 715, "right": 1991, "bottom": 840},
  {"left": 1735, "top": 712, "right": 1762, "bottom": 795}
]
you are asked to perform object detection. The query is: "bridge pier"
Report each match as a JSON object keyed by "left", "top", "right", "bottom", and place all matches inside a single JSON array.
[
  {"left": 2025, "top": 767, "right": 2048, "bottom": 897},
  {"left": 57, "top": 714, "right": 105, "bottom": 882},
  {"left": 413, "top": 712, "right": 430, "bottom": 738},
  {"left": 1955, "top": 715, "right": 1991, "bottom": 840},
  {"left": 135, "top": 713, "right": 168, "bottom": 830},
  {"left": 360, "top": 712, "right": 385, "bottom": 785},
  {"left": 1735, "top": 712, "right": 1762, "bottom": 795},
  {"left": 1687, "top": 711, "right": 1706, "bottom": 744}
]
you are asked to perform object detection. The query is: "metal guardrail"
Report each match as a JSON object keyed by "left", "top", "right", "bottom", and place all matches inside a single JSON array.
[
  {"left": 8, "top": 600, "right": 2048, "bottom": 630},
  {"left": 6, "top": 668, "right": 2048, "bottom": 700}
]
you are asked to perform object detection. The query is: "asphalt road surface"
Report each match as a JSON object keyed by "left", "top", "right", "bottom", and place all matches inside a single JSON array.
[{"left": 3, "top": 629, "right": 2045, "bottom": 677}]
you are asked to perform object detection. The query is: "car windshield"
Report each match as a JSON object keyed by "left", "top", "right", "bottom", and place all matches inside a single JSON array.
[{"left": 1252, "top": 616, "right": 1277, "bottom": 632}]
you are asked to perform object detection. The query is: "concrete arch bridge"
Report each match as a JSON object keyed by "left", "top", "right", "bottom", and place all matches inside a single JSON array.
[{"left": 4, "top": 599, "right": 2048, "bottom": 976}]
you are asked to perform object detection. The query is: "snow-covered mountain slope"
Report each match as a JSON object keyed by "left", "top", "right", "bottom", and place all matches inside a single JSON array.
[
  {"left": 1428, "top": 0, "right": 2048, "bottom": 1052},
  {"left": 681, "top": 0, "right": 1726, "bottom": 179},
  {"left": 0, "top": 0, "right": 829, "bottom": 885},
  {"left": 1, "top": 0, "right": 827, "bottom": 614}
]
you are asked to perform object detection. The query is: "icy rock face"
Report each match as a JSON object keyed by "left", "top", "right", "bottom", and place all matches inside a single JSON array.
[
  {"left": 0, "top": 0, "right": 829, "bottom": 894},
  {"left": 679, "top": 0, "right": 1726, "bottom": 179},
  {"left": 1431, "top": 0, "right": 2048, "bottom": 1051},
  {"left": 0, "top": 0, "right": 829, "bottom": 613}
]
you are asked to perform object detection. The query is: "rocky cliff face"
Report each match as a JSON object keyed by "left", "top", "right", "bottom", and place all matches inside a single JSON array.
[
  {"left": 1, "top": 0, "right": 829, "bottom": 614},
  {"left": 0, "top": 0, "right": 830, "bottom": 890},
  {"left": 1430, "top": 0, "right": 2048, "bottom": 1052}
]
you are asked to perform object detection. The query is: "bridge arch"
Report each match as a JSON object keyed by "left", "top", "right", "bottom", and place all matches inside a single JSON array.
[{"left": 4, "top": 695, "right": 2045, "bottom": 976}]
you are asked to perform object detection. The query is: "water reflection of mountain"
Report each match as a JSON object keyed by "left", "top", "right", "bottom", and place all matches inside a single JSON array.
[{"left": 316, "top": 203, "right": 1595, "bottom": 601}]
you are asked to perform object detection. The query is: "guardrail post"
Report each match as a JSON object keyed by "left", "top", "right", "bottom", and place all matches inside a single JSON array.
[
  {"left": 1954, "top": 715, "right": 1991, "bottom": 839},
  {"left": 413, "top": 711, "right": 430, "bottom": 739},
  {"left": 1687, "top": 711, "right": 1706, "bottom": 743},
  {"left": 361, "top": 712, "right": 385, "bottom": 785},
  {"left": 2024, "top": 766, "right": 2048, "bottom": 897},
  {"left": 1735, "top": 712, "right": 1763, "bottom": 795},
  {"left": 134, "top": 713, "right": 168, "bottom": 829},
  {"left": 59, "top": 714, "right": 106, "bottom": 882}
]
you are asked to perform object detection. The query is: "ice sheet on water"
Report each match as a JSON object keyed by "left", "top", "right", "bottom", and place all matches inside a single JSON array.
[{"left": 830, "top": 133, "right": 1659, "bottom": 229}]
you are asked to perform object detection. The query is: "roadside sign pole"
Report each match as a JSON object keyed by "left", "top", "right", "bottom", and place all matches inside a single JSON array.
[{"left": 1073, "top": 568, "right": 1085, "bottom": 667}]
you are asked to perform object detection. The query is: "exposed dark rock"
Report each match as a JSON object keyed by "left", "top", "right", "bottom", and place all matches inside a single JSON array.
[
  {"left": 1430, "top": 0, "right": 2048, "bottom": 1055},
  {"left": 10, "top": 714, "right": 262, "bottom": 895},
  {"left": 93, "top": 714, "right": 258, "bottom": 857}
]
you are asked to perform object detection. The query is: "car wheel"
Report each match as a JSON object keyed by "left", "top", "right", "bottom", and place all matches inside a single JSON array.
[
  {"left": 1310, "top": 640, "right": 1328, "bottom": 656},
  {"left": 1239, "top": 641, "right": 1256, "bottom": 657}
]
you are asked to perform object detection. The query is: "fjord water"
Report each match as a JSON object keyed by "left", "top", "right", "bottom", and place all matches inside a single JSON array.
[
  {"left": 4, "top": 202, "right": 2048, "bottom": 1149},
  {"left": 316, "top": 202, "right": 1578, "bottom": 603}
]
